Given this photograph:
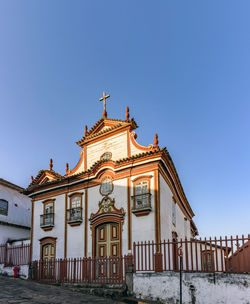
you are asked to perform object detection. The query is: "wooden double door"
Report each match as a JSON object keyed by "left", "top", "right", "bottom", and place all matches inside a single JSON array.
[
  {"left": 41, "top": 243, "right": 56, "bottom": 280},
  {"left": 96, "top": 222, "right": 120, "bottom": 258}
]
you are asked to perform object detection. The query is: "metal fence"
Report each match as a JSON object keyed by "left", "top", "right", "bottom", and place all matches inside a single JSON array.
[
  {"left": 33, "top": 256, "right": 132, "bottom": 284},
  {"left": 133, "top": 235, "right": 250, "bottom": 273},
  {"left": 0, "top": 243, "right": 31, "bottom": 266}
]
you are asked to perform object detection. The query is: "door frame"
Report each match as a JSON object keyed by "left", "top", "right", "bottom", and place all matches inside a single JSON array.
[
  {"left": 89, "top": 197, "right": 125, "bottom": 258},
  {"left": 95, "top": 221, "right": 121, "bottom": 258},
  {"left": 39, "top": 237, "right": 57, "bottom": 260}
]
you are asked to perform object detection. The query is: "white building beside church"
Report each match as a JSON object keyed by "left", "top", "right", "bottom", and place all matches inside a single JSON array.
[
  {"left": 25, "top": 97, "right": 198, "bottom": 262},
  {"left": 0, "top": 178, "right": 31, "bottom": 244}
]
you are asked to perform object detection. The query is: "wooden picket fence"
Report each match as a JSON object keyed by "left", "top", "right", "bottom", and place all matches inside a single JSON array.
[
  {"left": 0, "top": 243, "right": 31, "bottom": 266},
  {"left": 133, "top": 235, "right": 250, "bottom": 273},
  {"left": 33, "top": 255, "right": 132, "bottom": 284}
]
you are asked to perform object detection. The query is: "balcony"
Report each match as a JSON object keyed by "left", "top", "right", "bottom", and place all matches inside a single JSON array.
[
  {"left": 40, "top": 213, "right": 54, "bottom": 231},
  {"left": 67, "top": 207, "right": 83, "bottom": 226},
  {"left": 131, "top": 193, "right": 152, "bottom": 216}
]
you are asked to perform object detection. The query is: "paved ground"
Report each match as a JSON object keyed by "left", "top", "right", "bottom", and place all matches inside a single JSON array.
[{"left": 0, "top": 276, "right": 125, "bottom": 304}]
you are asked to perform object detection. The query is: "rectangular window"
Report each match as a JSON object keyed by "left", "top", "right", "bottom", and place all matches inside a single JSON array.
[
  {"left": 0, "top": 199, "right": 8, "bottom": 216},
  {"left": 184, "top": 218, "right": 187, "bottom": 236},
  {"left": 134, "top": 181, "right": 150, "bottom": 209},
  {"left": 67, "top": 195, "right": 83, "bottom": 223},
  {"left": 40, "top": 200, "right": 55, "bottom": 228},
  {"left": 172, "top": 201, "right": 176, "bottom": 226}
]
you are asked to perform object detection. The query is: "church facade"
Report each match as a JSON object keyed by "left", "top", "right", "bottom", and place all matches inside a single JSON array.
[{"left": 25, "top": 95, "right": 197, "bottom": 261}]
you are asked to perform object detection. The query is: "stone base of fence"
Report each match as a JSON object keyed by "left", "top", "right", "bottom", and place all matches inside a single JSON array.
[
  {"left": 0, "top": 263, "right": 29, "bottom": 279},
  {"left": 133, "top": 272, "right": 250, "bottom": 304}
]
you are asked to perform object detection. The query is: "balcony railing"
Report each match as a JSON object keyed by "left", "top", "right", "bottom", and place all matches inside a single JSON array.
[
  {"left": 67, "top": 207, "right": 83, "bottom": 224},
  {"left": 131, "top": 193, "right": 152, "bottom": 215},
  {"left": 40, "top": 213, "right": 54, "bottom": 228}
]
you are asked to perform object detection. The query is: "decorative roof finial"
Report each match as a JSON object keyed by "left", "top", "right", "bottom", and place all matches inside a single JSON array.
[
  {"left": 66, "top": 163, "right": 69, "bottom": 174},
  {"left": 31, "top": 176, "right": 34, "bottom": 183},
  {"left": 84, "top": 125, "right": 88, "bottom": 136},
  {"left": 99, "top": 91, "right": 110, "bottom": 119},
  {"left": 49, "top": 158, "right": 53, "bottom": 170},
  {"left": 125, "top": 106, "right": 130, "bottom": 122},
  {"left": 154, "top": 133, "right": 159, "bottom": 149}
]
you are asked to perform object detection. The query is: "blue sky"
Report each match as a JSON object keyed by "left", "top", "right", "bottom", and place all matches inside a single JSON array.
[{"left": 0, "top": 1, "right": 249, "bottom": 238}]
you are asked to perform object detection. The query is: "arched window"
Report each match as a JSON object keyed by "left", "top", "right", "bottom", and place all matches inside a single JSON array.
[
  {"left": 0, "top": 199, "right": 8, "bottom": 216},
  {"left": 67, "top": 193, "right": 83, "bottom": 225},
  {"left": 40, "top": 199, "right": 55, "bottom": 230},
  {"left": 132, "top": 176, "right": 152, "bottom": 216}
]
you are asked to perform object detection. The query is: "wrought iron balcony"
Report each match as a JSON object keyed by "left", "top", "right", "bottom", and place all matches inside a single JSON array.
[
  {"left": 67, "top": 207, "right": 83, "bottom": 225},
  {"left": 131, "top": 193, "right": 152, "bottom": 216},
  {"left": 40, "top": 213, "right": 54, "bottom": 228}
]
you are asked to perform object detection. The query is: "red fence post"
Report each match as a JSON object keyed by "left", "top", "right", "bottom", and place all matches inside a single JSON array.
[{"left": 154, "top": 252, "right": 163, "bottom": 272}]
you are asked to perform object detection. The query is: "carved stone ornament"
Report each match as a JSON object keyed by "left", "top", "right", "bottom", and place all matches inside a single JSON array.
[
  {"left": 89, "top": 196, "right": 125, "bottom": 223},
  {"left": 100, "top": 177, "right": 113, "bottom": 196}
]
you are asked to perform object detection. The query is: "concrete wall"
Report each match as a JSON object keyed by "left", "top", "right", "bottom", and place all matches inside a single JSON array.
[
  {"left": 133, "top": 272, "right": 250, "bottom": 304},
  {"left": 0, "top": 264, "right": 29, "bottom": 279}
]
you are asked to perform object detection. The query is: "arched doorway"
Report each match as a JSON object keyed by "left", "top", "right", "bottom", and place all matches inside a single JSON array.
[
  {"left": 42, "top": 243, "right": 55, "bottom": 261},
  {"left": 96, "top": 222, "right": 120, "bottom": 258},
  {"left": 90, "top": 197, "right": 125, "bottom": 258}
]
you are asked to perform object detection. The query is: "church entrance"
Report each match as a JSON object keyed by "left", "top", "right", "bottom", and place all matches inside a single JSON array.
[
  {"left": 95, "top": 222, "right": 122, "bottom": 280},
  {"left": 96, "top": 222, "right": 120, "bottom": 258}
]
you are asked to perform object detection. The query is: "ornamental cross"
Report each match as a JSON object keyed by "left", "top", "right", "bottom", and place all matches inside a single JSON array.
[{"left": 99, "top": 91, "right": 110, "bottom": 118}]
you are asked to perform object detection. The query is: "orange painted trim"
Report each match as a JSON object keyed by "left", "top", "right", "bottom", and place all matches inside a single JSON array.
[
  {"left": 80, "top": 125, "right": 131, "bottom": 147},
  {"left": 133, "top": 210, "right": 151, "bottom": 217},
  {"left": 64, "top": 193, "right": 67, "bottom": 259},
  {"left": 30, "top": 200, "right": 34, "bottom": 262},
  {"left": 127, "top": 177, "right": 131, "bottom": 250},
  {"left": 132, "top": 175, "right": 153, "bottom": 184},
  {"left": 32, "top": 163, "right": 160, "bottom": 201},
  {"left": 84, "top": 188, "right": 88, "bottom": 257},
  {"left": 67, "top": 150, "right": 84, "bottom": 176},
  {"left": 30, "top": 152, "right": 162, "bottom": 194},
  {"left": 42, "top": 227, "right": 53, "bottom": 232},
  {"left": 96, "top": 170, "right": 115, "bottom": 181},
  {"left": 130, "top": 132, "right": 153, "bottom": 152}
]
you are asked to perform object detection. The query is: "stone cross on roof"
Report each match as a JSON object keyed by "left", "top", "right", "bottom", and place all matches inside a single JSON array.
[{"left": 99, "top": 91, "right": 110, "bottom": 118}]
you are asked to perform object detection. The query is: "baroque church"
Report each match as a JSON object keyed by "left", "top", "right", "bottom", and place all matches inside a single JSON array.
[{"left": 25, "top": 92, "right": 198, "bottom": 261}]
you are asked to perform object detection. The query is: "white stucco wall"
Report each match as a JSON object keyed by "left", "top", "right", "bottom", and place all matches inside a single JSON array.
[
  {"left": 133, "top": 272, "right": 250, "bottom": 304},
  {"left": 0, "top": 184, "right": 31, "bottom": 244},
  {"left": 159, "top": 174, "right": 191, "bottom": 242},
  {"left": 86, "top": 131, "right": 128, "bottom": 169},
  {"left": 0, "top": 184, "right": 31, "bottom": 227},
  {"left": 32, "top": 194, "right": 65, "bottom": 260},
  {"left": 130, "top": 174, "right": 155, "bottom": 245},
  {"left": 0, "top": 225, "right": 30, "bottom": 244}
]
